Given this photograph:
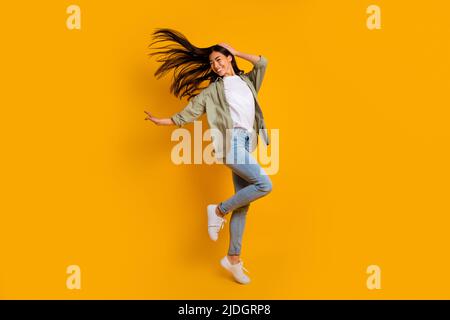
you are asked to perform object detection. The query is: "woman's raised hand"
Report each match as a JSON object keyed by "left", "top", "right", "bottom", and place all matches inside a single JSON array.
[
  {"left": 144, "top": 110, "right": 174, "bottom": 126},
  {"left": 218, "top": 43, "right": 239, "bottom": 56}
]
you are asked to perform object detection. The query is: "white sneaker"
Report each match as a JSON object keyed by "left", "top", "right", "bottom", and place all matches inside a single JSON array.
[
  {"left": 207, "top": 204, "right": 226, "bottom": 241},
  {"left": 220, "top": 256, "right": 251, "bottom": 284}
]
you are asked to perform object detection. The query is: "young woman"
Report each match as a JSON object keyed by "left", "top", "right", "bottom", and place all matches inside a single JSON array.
[{"left": 144, "top": 28, "right": 272, "bottom": 284}]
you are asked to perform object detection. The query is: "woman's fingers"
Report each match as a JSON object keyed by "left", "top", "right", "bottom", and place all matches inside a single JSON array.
[
  {"left": 144, "top": 110, "right": 155, "bottom": 121},
  {"left": 144, "top": 110, "right": 164, "bottom": 125},
  {"left": 218, "top": 42, "right": 234, "bottom": 53}
]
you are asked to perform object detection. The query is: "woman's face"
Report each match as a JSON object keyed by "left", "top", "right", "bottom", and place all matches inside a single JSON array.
[{"left": 209, "top": 51, "right": 234, "bottom": 77}]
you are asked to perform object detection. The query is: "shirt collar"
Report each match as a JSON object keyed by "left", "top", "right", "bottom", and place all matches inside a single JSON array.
[{"left": 214, "top": 72, "right": 244, "bottom": 83}]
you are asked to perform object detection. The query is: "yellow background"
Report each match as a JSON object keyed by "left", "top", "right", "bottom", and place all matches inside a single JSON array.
[{"left": 1, "top": 0, "right": 449, "bottom": 299}]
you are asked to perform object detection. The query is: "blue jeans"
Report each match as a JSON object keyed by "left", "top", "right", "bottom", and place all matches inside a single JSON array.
[{"left": 218, "top": 128, "right": 272, "bottom": 256}]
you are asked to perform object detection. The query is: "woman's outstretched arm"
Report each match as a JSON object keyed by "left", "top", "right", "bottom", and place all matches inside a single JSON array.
[{"left": 144, "top": 110, "right": 175, "bottom": 126}]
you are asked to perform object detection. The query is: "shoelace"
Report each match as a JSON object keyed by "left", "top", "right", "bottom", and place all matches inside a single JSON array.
[
  {"left": 239, "top": 261, "right": 250, "bottom": 274},
  {"left": 209, "top": 218, "right": 226, "bottom": 229},
  {"left": 232, "top": 260, "right": 250, "bottom": 273}
]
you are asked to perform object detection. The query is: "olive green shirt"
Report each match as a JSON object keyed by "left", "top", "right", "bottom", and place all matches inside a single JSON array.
[{"left": 171, "top": 55, "right": 270, "bottom": 159}]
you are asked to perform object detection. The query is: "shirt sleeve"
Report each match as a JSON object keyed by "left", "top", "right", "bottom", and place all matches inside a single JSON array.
[
  {"left": 170, "top": 88, "right": 208, "bottom": 127},
  {"left": 244, "top": 55, "right": 268, "bottom": 93}
]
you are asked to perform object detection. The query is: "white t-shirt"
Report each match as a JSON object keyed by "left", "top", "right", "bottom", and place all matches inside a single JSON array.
[{"left": 223, "top": 75, "right": 255, "bottom": 132}]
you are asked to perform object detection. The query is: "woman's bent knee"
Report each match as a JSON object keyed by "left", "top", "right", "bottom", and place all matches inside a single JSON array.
[{"left": 257, "top": 176, "right": 272, "bottom": 195}]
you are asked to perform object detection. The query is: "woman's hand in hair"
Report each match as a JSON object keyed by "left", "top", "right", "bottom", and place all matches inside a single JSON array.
[
  {"left": 144, "top": 110, "right": 174, "bottom": 126},
  {"left": 218, "top": 43, "right": 239, "bottom": 56}
]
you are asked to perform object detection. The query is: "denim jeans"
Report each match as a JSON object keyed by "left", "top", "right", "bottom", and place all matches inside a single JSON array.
[{"left": 218, "top": 127, "right": 272, "bottom": 255}]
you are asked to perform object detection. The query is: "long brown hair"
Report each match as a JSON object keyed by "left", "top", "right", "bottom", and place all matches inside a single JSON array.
[{"left": 148, "top": 28, "right": 244, "bottom": 101}]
